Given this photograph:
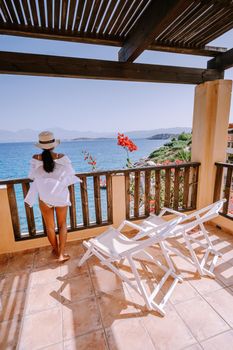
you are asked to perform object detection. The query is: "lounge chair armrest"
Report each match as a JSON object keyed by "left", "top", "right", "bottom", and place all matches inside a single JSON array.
[{"left": 159, "top": 207, "right": 187, "bottom": 218}]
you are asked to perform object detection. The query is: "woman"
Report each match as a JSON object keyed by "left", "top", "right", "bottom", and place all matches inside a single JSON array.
[{"left": 25, "top": 131, "right": 81, "bottom": 262}]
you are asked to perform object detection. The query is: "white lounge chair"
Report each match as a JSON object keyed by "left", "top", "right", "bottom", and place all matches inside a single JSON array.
[
  {"left": 119, "top": 199, "right": 226, "bottom": 278},
  {"left": 78, "top": 217, "right": 183, "bottom": 316}
]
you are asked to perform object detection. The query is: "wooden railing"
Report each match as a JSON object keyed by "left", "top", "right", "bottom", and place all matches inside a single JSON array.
[
  {"left": 124, "top": 162, "right": 200, "bottom": 220},
  {"left": 0, "top": 162, "right": 200, "bottom": 241},
  {"left": 214, "top": 162, "right": 233, "bottom": 220},
  {"left": 0, "top": 172, "right": 113, "bottom": 241}
]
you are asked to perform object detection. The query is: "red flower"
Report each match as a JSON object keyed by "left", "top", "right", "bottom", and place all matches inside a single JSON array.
[{"left": 117, "top": 133, "right": 138, "bottom": 152}]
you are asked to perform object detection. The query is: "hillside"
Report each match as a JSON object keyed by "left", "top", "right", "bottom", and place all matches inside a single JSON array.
[
  {"left": 149, "top": 133, "right": 192, "bottom": 162},
  {"left": 147, "top": 133, "right": 178, "bottom": 140}
]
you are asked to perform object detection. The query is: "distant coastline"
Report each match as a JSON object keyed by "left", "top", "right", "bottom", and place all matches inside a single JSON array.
[
  {"left": 72, "top": 137, "right": 113, "bottom": 141},
  {"left": 0, "top": 127, "right": 191, "bottom": 143}
]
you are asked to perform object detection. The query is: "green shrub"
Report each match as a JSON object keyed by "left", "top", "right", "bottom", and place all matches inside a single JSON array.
[{"left": 149, "top": 132, "right": 192, "bottom": 163}]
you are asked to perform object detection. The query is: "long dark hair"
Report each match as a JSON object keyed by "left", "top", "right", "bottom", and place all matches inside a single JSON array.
[{"left": 42, "top": 149, "right": 55, "bottom": 173}]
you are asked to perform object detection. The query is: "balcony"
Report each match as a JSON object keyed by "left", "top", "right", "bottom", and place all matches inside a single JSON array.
[
  {"left": 1, "top": 0, "right": 233, "bottom": 347},
  {"left": 1, "top": 224, "right": 233, "bottom": 349},
  {"left": 0, "top": 160, "right": 233, "bottom": 349}
]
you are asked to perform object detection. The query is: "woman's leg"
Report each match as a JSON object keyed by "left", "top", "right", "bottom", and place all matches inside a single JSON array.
[
  {"left": 55, "top": 206, "right": 69, "bottom": 262},
  {"left": 39, "top": 200, "right": 58, "bottom": 256}
]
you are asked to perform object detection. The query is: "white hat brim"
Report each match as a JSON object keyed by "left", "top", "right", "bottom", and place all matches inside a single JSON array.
[{"left": 35, "top": 139, "right": 60, "bottom": 149}]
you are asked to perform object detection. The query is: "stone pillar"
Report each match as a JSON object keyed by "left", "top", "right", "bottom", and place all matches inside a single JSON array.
[
  {"left": 191, "top": 79, "right": 232, "bottom": 209},
  {"left": 111, "top": 174, "right": 126, "bottom": 227}
]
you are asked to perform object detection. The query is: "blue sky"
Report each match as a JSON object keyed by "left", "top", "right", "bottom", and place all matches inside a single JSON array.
[{"left": 0, "top": 29, "right": 232, "bottom": 132}]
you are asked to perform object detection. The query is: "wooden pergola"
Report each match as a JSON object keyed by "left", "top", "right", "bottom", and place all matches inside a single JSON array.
[{"left": 0, "top": 0, "right": 233, "bottom": 84}]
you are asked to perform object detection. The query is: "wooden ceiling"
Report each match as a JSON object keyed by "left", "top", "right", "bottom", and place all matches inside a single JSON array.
[
  {"left": 0, "top": 0, "right": 232, "bottom": 59},
  {"left": 0, "top": 0, "right": 232, "bottom": 84}
]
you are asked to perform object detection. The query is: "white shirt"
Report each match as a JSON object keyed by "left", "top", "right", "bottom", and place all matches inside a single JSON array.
[{"left": 24, "top": 155, "right": 81, "bottom": 207}]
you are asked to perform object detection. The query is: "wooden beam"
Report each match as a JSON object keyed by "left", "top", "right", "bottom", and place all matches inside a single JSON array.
[
  {"left": 0, "top": 51, "right": 224, "bottom": 84},
  {"left": 118, "top": 0, "right": 193, "bottom": 62},
  {"left": 0, "top": 24, "right": 228, "bottom": 57},
  {"left": 149, "top": 43, "right": 227, "bottom": 58},
  {"left": 207, "top": 48, "right": 233, "bottom": 70}
]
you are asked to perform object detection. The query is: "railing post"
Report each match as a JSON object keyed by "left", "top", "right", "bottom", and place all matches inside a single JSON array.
[
  {"left": 0, "top": 186, "right": 16, "bottom": 254},
  {"left": 112, "top": 174, "right": 126, "bottom": 227}
]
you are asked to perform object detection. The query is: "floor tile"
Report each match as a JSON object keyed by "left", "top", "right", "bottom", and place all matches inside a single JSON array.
[
  {"left": 0, "top": 318, "right": 22, "bottom": 349},
  {"left": 106, "top": 318, "right": 155, "bottom": 350},
  {"left": 0, "top": 290, "right": 26, "bottom": 322},
  {"left": 88, "top": 255, "right": 112, "bottom": 275},
  {"left": 33, "top": 246, "right": 58, "bottom": 268},
  {"left": 162, "top": 280, "right": 199, "bottom": 305},
  {"left": 25, "top": 281, "right": 61, "bottom": 314},
  {"left": 40, "top": 342, "right": 63, "bottom": 350},
  {"left": 92, "top": 269, "right": 123, "bottom": 294},
  {"left": 201, "top": 329, "right": 233, "bottom": 350},
  {"left": 207, "top": 226, "right": 233, "bottom": 241},
  {"left": 188, "top": 275, "right": 225, "bottom": 296},
  {"left": 62, "top": 297, "right": 102, "bottom": 340},
  {"left": 18, "top": 307, "right": 62, "bottom": 350},
  {"left": 204, "top": 287, "right": 233, "bottom": 327},
  {"left": 213, "top": 261, "right": 233, "bottom": 286},
  {"left": 64, "top": 330, "right": 108, "bottom": 350},
  {"left": 7, "top": 250, "right": 35, "bottom": 273},
  {"left": 174, "top": 295, "right": 230, "bottom": 342},
  {"left": 64, "top": 241, "right": 84, "bottom": 259},
  {"left": 141, "top": 303, "right": 196, "bottom": 350},
  {"left": 59, "top": 258, "right": 89, "bottom": 280},
  {"left": 184, "top": 344, "right": 202, "bottom": 350},
  {"left": 209, "top": 239, "right": 233, "bottom": 264},
  {"left": 97, "top": 287, "right": 143, "bottom": 328},
  {"left": 30, "top": 264, "right": 61, "bottom": 287},
  {"left": 0, "top": 254, "right": 9, "bottom": 275},
  {"left": 168, "top": 254, "right": 198, "bottom": 278},
  {"left": 0, "top": 270, "right": 31, "bottom": 295},
  {"left": 60, "top": 273, "right": 94, "bottom": 304},
  {"left": 126, "top": 282, "right": 166, "bottom": 313}
]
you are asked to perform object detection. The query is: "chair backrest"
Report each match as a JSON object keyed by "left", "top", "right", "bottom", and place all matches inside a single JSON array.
[
  {"left": 200, "top": 199, "right": 226, "bottom": 220},
  {"left": 134, "top": 216, "right": 183, "bottom": 251},
  {"left": 180, "top": 199, "right": 226, "bottom": 230}
]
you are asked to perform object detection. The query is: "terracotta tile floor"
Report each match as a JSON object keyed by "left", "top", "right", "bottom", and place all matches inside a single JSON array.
[{"left": 1, "top": 225, "right": 233, "bottom": 350}]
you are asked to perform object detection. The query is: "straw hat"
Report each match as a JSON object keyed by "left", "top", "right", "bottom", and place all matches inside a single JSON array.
[{"left": 35, "top": 131, "right": 60, "bottom": 150}]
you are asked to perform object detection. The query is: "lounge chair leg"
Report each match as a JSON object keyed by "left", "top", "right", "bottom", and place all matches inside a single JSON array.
[
  {"left": 127, "top": 256, "right": 152, "bottom": 311},
  {"left": 200, "top": 223, "right": 214, "bottom": 249},
  {"left": 184, "top": 233, "right": 204, "bottom": 276},
  {"left": 159, "top": 241, "right": 177, "bottom": 274},
  {"left": 78, "top": 246, "right": 93, "bottom": 267}
]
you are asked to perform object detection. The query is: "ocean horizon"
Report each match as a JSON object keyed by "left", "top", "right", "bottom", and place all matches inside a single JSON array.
[{"left": 0, "top": 138, "right": 166, "bottom": 180}]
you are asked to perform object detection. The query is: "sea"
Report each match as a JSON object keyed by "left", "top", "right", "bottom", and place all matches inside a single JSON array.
[{"left": 0, "top": 139, "right": 166, "bottom": 233}]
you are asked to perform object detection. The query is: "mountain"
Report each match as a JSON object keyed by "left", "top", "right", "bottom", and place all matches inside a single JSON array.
[
  {"left": 147, "top": 133, "right": 179, "bottom": 140},
  {"left": 125, "top": 127, "right": 191, "bottom": 139},
  {"left": 0, "top": 127, "right": 191, "bottom": 142}
]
